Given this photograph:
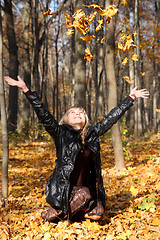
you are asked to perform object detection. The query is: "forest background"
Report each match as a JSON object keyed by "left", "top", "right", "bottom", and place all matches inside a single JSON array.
[
  {"left": 1, "top": 0, "right": 160, "bottom": 137},
  {"left": 0, "top": 0, "right": 160, "bottom": 239}
]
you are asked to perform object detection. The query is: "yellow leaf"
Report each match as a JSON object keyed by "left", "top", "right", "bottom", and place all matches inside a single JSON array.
[
  {"left": 81, "top": 35, "right": 95, "bottom": 44},
  {"left": 117, "top": 230, "right": 132, "bottom": 240},
  {"left": 96, "top": 19, "right": 103, "bottom": 32},
  {"left": 85, "top": 47, "right": 91, "bottom": 54},
  {"left": 130, "top": 186, "right": 138, "bottom": 196},
  {"left": 44, "top": 9, "right": 55, "bottom": 16},
  {"left": 156, "top": 109, "right": 160, "bottom": 113},
  {"left": 101, "top": 37, "right": 105, "bottom": 43},
  {"left": 121, "top": 0, "right": 128, "bottom": 6},
  {"left": 141, "top": 71, "right": 145, "bottom": 77},
  {"left": 43, "top": 232, "right": 52, "bottom": 240},
  {"left": 151, "top": 217, "right": 160, "bottom": 225},
  {"left": 122, "top": 57, "right": 128, "bottom": 65},
  {"left": 122, "top": 76, "right": 131, "bottom": 84},
  {"left": 64, "top": 13, "right": 72, "bottom": 28},
  {"left": 67, "top": 29, "right": 74, "bottom": 36},
  {"left": 131, "top": 54, "right": 138, "bottom": 61}
]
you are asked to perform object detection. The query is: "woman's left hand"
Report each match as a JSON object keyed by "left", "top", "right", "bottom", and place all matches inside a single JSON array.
[{"left": 129, "top": 86, "right": 150, "bottom": 100}]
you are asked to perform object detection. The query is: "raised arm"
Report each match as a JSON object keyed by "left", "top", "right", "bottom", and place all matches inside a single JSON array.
[
  {"left": 5, "top": 76, "right": 29, "bottom": 93},
  {"left": 94, "top": 87, "right": 150, "bottom": 136},
  {"left": 129, "top": 86, "right": 150, "bottom": 100},
  {"left": 5, "top": 76, "right": 61, "bottom": 140}
]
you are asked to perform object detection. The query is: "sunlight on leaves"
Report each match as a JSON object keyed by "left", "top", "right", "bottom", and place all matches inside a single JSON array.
[{"left": 122, "top": 76, "right": 131, "bottom": 84}]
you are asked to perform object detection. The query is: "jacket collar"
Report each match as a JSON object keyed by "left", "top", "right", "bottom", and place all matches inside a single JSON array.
[{"left": 63, "top": 124, "right": 81, "bottom": 134}]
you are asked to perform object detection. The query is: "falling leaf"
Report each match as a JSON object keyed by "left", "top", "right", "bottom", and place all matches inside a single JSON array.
[
  {"left": 121, "top": 0, "right": 128, "bottom": 6},
  {"left": 64, "top": 13, "right": 72, "bottom": 28},
  {"left": 122, "top": 76, "right": 131, "bottom": 84},
  {"left": 131, "top": 54, "right": 138, "bottom": 61},
  {"left": 84, "top": 47, "right": 93, "bottom": 62},
  {"left": 141, "top": 72, "right": 145, "bottom": 77},
  {"left": 44, "top": 9, "right": 55, "bottom": 16},
  {"left": 101, "top": 37, "right": 105, "bottom": 43},
  {"left": 81, "top": 35, "right": 95, "bottom": 44},
  {"left": 122, "top": 57, "right": 128, "bottom": 65},
  {"left": 67, "top": 29, "right": 74, "bottom": 36},
  {"left": 156, "top": 109, "right": 160, "bottom": 113},
  {"left": 96, "top": 20, "right": 103, "bottom": 32}
]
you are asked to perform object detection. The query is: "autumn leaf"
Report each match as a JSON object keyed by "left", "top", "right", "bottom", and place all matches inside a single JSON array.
[
  {"left": 88, "top": 12, "right": 97, "bottom": 24},
  {"left": 141, "top": 72, "right": 145, "bottom": 77},
  {"left": 96, "top": 19, "right": 103, "bottom": 32},
  {"left": 67, "top": 29, "right": 74, "bottom": 36},
  {"left": 84, "top": 47, "right": 93, "bottom": 62},
  {"left": 130, "top": 186, "right": 138, "bottom": 196},
  {"left": 121, "top": 0, "right": 128, "bottom": 6},
  {"left": 151, "top": 217, "right": 160, "bottom": 226},
  {"left": 131, "top": 54, "right": 138, "bottom": 61},
  {"left": 105, "top": 5, "right": 118, "bottom": 23},
  {"left": 117, "top": 230, "right": 132, "bottom": 240},
  {"left": 64, "top": 13, "right": 72, "bottom": 28},
  {"left": 156, "top": 109, "right": 160, "bottom": 113},
  {"left": 122, "top": 57, "right": 128, "bottom": 65},
  {"left": 101, "top": 37, "right": 106, "bottom": 43},
  {"left": 84, "top": 54, "right": 93, "bottom": 62},
  {"left": 44, "top": 9, "right": 55, "bottom": 16},
  {"left": 81, "top": 35, "right": 95, "bottom": 44},
  {"left": 122, "top": 76, "right": 131, "bottom": 84}
]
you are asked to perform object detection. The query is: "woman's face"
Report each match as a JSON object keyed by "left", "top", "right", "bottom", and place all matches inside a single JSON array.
[{"left": 67, "top": 108, "right": 86, "bottom": 130}]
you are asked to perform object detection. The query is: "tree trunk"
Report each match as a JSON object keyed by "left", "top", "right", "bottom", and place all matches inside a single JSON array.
[
  {"left": 105, "top": 0, "right": 125, "bottom": 171},
  {"left": 72, "top": 0, "right": 86, "bottom": 108},
  {"left": 18, "top": 0, "right": 31, "bottom": 133},
  {"left": 31, "top": 0, "right": 40, "bottom": 94},
  {"left": 0, "top": 2, "right": 9, "bottom": 201},
  {"left": 4, "top": 0, "right": 19, "bottom": 132},
  {"left": 134, "top": 0, "right": 142, "bottom": 137}
]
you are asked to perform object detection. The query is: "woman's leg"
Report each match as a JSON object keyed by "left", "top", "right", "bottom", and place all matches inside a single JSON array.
[
  {"left": 41, "top": 206, "right": 63, "bottom": 222},
  {"left": 85, "top": 199, "right": 104, "bottom": 221}
]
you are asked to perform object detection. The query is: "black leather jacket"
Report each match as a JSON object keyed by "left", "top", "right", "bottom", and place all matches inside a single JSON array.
[{"left": 26, "top": 91, "right": 134, "bottom": 214}]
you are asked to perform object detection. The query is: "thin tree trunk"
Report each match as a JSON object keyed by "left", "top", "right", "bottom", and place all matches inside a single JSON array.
[
  {"left": 134, "top": 0, "right": 142, "bottom": 137},
  {"left": 72, "top": 0, "right": 86, "bottom": 108},
  {"left": 105, "top": 0, "right": 126, "bottom": 171},
  {"left": 0, "top": 2, "right": 9, "bottom": 201},
  {"left": 4, "top": 0, "right": 19, "bottom": 132},
  {"left": 18, "top": 0, "right": 31, "bottom": 133},
  {"left": 55, "top": 21, "right": 60, "bottom": 121}
]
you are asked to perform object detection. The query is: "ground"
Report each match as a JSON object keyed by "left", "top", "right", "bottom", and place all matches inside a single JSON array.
[{"left": 0, "top": 134, "right": 160, "bottom": 239}]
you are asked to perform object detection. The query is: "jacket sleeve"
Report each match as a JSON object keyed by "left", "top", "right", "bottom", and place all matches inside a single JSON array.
[
  {"left": 94, "top": 97, "right": 134, "bottom": 137},
  {"left": 25, "top": 91, "right": 61, "bottom": 139}
]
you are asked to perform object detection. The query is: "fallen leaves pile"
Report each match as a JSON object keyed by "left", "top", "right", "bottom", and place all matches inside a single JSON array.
[{"left": 0, "top": 134, "right": 160, "bottom": 239}]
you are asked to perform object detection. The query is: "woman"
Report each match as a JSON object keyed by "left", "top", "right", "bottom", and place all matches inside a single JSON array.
[{"left": 5, "top": 76, "right": 149, "bottom": 222}]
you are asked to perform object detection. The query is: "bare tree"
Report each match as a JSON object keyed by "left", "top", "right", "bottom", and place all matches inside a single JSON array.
[
  {"left": 0, "top": 1, "right": 9, "bottom": 202},
  {"left": 105, "top": 0, "right": 126, "bottom": 171},
  {"left": 72, "top": 0, "right": 86, "bottom": 108},
  {"left": 4, "top": 0, "right": 19, "bottom": 132}
]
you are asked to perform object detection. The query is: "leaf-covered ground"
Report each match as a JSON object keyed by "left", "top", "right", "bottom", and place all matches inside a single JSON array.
[{"left": 0, "top": 134, "right": 160, "bottom": 239}]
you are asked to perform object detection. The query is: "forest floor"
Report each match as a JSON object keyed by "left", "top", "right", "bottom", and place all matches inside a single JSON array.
[{"left": 0, "top": 134, "right": 160, "bottom": 239}]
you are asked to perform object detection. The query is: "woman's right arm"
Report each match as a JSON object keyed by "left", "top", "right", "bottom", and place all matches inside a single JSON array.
[{"left": 5, "top": 76, "right": 61, "bottom": 139}]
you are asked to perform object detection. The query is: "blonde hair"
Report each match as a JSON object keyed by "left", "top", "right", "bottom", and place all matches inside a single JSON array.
[{"left": 59, "top": 106, "right": 90, "bottom": 144}]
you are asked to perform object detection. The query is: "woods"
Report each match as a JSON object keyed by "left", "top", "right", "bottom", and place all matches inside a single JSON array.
[
  {"left": 1, "top": 0, "right": 159, "bottom": 135},
  {"left": 0, "top": 0, "right": 160, "bottom": 238}
]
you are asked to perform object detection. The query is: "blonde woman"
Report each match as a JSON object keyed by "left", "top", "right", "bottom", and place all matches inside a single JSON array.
[{"left": 5, "top": 76, "right": 149, "bottom": 222}]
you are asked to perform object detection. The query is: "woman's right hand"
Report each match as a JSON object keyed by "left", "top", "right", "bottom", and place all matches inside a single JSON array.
[{"left": 4, "top": 75, "right": 29, "bottom": 93}]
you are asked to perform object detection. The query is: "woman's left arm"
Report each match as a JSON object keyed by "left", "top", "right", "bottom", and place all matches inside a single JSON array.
[{"left": 94, "top": 87, "right": 149, "bottom": 136}]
